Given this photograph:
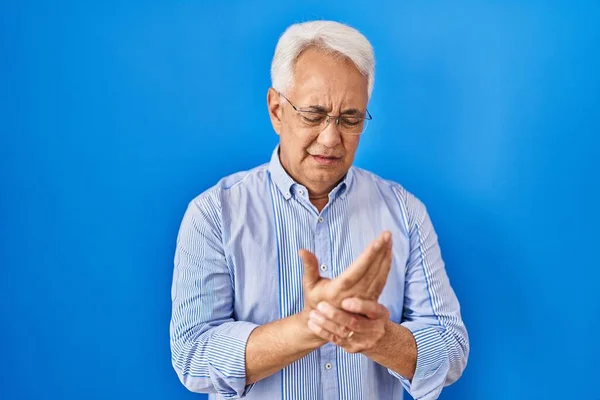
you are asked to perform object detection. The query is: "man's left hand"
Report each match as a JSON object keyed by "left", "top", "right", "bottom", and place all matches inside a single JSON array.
[{"left": 307, "top": 297, "right": 390, "bottom": 354}]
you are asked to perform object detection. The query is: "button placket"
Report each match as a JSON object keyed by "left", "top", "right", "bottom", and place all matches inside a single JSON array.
[{"left": 314, "top": 210, "right": 338, "bottom": 397}]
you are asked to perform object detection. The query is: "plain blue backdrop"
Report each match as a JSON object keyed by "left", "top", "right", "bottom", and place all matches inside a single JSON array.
[{"left": 1, "top": 1, "right": 599, "bottom": 399}]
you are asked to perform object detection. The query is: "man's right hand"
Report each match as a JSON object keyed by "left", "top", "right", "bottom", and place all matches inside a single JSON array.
[
  {"left": 299, "top": 231, "right": 393, "bottom": 312},
  {"left": 245, "top": 232, "right": 393, "bottom": 385}
]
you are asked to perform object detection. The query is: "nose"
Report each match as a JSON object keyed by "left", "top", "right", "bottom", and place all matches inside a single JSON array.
[{"left": 316, "top": 118, "right": 342, "bottom": 148}]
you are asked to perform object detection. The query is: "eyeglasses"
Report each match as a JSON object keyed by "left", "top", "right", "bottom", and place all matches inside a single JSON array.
[{"left": 278, "top": 92, "right": 372, "bottom": 136}]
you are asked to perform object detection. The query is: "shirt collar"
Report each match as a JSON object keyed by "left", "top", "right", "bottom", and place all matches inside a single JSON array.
[{"left": 267, "top": 145, "right": 354, "bottom": 201}]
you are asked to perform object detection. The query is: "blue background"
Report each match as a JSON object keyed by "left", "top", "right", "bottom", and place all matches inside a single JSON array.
[{"left": 1, "top": 1, "right": 599, "bottom": 399}]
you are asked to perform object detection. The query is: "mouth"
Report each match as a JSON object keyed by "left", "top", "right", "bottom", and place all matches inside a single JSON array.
[{"left": 311, "top": 154, "right": 342, "bottom": 166}]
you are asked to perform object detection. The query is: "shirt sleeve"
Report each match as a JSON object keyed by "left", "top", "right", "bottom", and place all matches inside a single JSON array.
[
  {"left": 389, "top": 189, "right": 470, "bottom": 399},
  {"left": 170, "top": 189, "right": 259, "bottom": 398}
]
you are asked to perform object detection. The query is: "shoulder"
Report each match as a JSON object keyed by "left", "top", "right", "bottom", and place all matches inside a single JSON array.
[
  {"left": 351, "top": 166, "right": 428, "bottom": 231},
  {"left": 351, "top": 166, "right": 419, "bottom": 205},
  {"left": 187, "top": 163, "right": 270, "bottom": 214}
]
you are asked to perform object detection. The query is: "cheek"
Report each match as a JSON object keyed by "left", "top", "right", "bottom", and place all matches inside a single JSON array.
[
  {"left": 281, "top": 129, "right": 314, "bottom": 164},
  {"left": 281, "top": 123, "right": 309, "bottom": 144},
  {"left": 343, "top": 138, "right": 360, "bottom": 159},
  {"left": 287, "top": 131, "right": 315, "bottom": 154}
]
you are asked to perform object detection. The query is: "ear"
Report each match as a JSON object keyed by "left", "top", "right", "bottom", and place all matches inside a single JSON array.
[{"left": 267, "top": 87, "right": 283, "bottom": 136}]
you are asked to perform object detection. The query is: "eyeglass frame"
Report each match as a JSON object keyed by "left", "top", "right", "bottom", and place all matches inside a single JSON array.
[{"left": 277, "top": 91, "right": 372, "bottom": 135}]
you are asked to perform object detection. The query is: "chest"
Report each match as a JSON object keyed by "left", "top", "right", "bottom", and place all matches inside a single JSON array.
[{"left": 225, "top": 194, "right": 410, "bottom": 325}]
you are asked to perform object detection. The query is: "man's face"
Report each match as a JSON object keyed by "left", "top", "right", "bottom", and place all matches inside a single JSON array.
[{"left": 268, "top": 47, "right": 369, "bottom": 193}]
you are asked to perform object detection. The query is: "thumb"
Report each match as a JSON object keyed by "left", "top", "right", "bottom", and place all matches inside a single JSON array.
[{"left": 299, "top": 249, "right": 320, "bottom": 290}]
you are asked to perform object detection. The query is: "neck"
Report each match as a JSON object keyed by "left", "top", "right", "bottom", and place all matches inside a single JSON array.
[
  {"left": 303, "top": 181, "right": 342, "bottom": 213},
  {"left": 277, "top": 151, "right": 346, "bottom": 210},
  {"left": 309, "top": 192, "right": 330, "bottom": 200}
]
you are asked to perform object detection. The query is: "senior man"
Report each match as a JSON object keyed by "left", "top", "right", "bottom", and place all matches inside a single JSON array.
[{"left": 170, "top": 20, "right": 469, "bottom": 400}]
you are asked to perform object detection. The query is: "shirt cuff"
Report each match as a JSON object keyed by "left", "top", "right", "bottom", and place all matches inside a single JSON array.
[
  {"left": 206, "top": 321, "right": 259, "bottom": 398},
  {"left": 388, "top": 323, "right": 450, "bottom": 400}
]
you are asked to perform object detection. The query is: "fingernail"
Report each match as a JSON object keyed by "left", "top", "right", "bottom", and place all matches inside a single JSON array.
[
  {"left": 373, "top": 239, "right": 381, "bottom": 250},
  {"left": 317, "top": 302, "right": 327, "bottom": 312}
]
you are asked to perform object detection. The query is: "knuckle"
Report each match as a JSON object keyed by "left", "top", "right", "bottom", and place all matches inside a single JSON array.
[
  {"left": 373, "top": 282, "right": 383, "bottom": 295},
  {"left": 324, "top": 288, "right": 338, "bottom": 303},
  {"left": 337, "top": 278, "right": 351, "bottom": 291},
  {"left": 361, "top": 342, "right": 374, "bottom": 352}
]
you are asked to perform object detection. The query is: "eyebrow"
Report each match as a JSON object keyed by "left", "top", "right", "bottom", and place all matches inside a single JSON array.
[
  {"left": 303, "top": 105, "right": 329, "bottom": 113},
  {"left": 302, "top": 105, "right": 364, "bottom": 115},
  {"left": 340, "top": 108, "right": 363, "bottom": 115}
]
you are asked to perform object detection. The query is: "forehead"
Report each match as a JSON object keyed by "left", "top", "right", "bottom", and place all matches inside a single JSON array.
[{"left": 290, "top": 47, "right": 368, "bottom": 106}]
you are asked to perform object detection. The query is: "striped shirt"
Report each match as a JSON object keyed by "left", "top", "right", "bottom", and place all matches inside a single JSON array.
[{"left": 170, "top": 146, "right": 469, "bottom": 400}]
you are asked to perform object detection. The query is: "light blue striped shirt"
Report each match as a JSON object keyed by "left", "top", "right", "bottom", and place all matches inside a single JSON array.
[{"left": 170, "top": 146, "right": 469, "bottom": 400}]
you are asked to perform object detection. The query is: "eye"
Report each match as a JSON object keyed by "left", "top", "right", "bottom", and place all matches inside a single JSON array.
[
  {"left": 341, "top": 117, "right": 361, "bottom": 126},
  {"left": 300, "top": 112, "right": 326, "bottom": 124}
]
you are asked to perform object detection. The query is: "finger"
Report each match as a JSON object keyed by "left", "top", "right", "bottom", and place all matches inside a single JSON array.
[
  {"left": 309, "top": 310, "right": 351, "bottom": 339},
  {"left": 358, "top": 232, "right": 392, "bottom": 286},
  {"left": 341, "top": 298, "right": 389, "bottom": 320},
  {"left": 336, "top": 231, "right": 390, "bottom": 290},
  {"left": 299, "top": 249, "right": 320, "bottom": 291},
  {"left": 338, "top": 234, "right": 386, "bottom": 288},
  {"left": 308, "top": 319, "right": 341, "bottom": 344},
  {"left": 316, "top": 301, "right": 358, "bottom": 329},
  {"left": 366, "top": 238, "right": 393, "bottom": 297}
]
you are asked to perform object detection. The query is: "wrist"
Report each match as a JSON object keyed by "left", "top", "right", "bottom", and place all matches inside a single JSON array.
[
  {"left": 296, "top": 309, "right": 327, "bottom": 349},
  {"left": 361, "top": 319, "right": 393, "bottom": 357}
]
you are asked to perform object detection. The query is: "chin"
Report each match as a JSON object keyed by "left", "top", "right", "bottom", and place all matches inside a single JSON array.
[{"left": 308, "top": 168, "right": 344, "bottom": 184}]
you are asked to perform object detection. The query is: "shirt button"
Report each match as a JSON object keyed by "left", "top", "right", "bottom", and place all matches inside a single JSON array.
[
  {"left": 298, "top": 189, "right": 304, "bottom": 195},
  {"left": 325, "top": 362, "right": 333, "bottom": 370},
  {"left": 320, "top": 264, "right": 327, "bottom": 272},
  {"left": 318, "top": 217, "right": 324, "bottom": 223}
]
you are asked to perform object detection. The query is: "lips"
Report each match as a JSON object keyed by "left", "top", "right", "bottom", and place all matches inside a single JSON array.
[
  {"left": 311, "top": 154, "right": 342, "bottom": 165},
  {"left": 314, "top": 154, "right": 339, "bottom": 159}
]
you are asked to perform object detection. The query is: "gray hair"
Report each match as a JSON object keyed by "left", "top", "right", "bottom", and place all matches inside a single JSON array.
[{"left": 270, "top": 20, "right": 375, "bottom": 98}]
